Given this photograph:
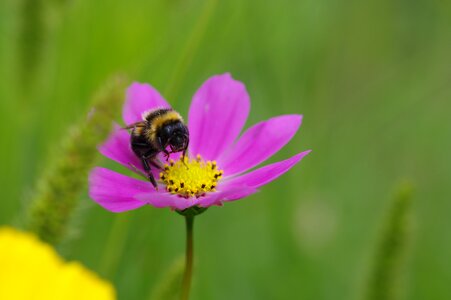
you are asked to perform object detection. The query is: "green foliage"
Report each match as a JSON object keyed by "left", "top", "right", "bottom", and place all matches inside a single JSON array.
[
  {"left": 149, "top": 256, "right": 185, "bottom": 300},
  {"left": 364, "top": 183, "right": 413, "bottom": 300},
  {"left": 1, "top": 0, "right": 450, "bottom": 299},
  {"left": 18, "top": 0, "right": 44, "bottom": 88},
  {"left": 99, "top": 214, "right": 133, "bottom": 278},
  {"left": 26, "top": 76, "right": 127, "bottom": 245}
]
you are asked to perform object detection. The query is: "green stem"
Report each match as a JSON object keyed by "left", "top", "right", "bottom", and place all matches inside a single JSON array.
[{"left": 180, "top": 215, "right": 194, "bottom": 300}]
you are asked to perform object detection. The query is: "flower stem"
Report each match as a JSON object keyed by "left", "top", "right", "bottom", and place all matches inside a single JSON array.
[{"left": 181, "top": 215, "right": 194, "bottom": 300}]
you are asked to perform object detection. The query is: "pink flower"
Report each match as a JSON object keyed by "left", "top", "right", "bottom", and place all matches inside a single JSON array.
[{"left": 89, "top": 73, "right": 311, "bottom": 212}]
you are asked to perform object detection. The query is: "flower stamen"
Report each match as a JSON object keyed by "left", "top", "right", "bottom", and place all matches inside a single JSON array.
[{"left": 160, "top": 155, "right": 223, "bottom": 198}]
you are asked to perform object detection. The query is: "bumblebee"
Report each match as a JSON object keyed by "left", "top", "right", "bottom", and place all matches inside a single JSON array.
[{"left": 125, "top": 108, "right": 189, "bottom": 189}]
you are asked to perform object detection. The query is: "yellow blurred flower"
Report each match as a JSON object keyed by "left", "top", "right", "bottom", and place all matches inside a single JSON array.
[{"left": 0, "top": 227, "right": 116, "bottom": 300}]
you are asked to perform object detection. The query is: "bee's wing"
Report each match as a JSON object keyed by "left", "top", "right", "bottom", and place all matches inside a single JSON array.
[{"left": 123, "top": 121, "right": 146, "bottom": 130}]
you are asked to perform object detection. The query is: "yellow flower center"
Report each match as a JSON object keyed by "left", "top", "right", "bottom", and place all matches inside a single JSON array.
[{"left": 160, "top": 155, "right": 224, "bottom": 198}]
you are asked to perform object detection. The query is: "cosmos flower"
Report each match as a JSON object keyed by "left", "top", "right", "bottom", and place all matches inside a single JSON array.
[
  {"left": 89, "top": 73, "right": 310, "bottom": 212},
  {"left": 0, "top": 227, "right": 115, "bottom": 300}
]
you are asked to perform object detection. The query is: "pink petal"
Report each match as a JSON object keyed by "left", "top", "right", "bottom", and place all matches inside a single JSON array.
[
  {"left": 138, "top": 184, "right": 256, "bottom": 209},
  {"left": 137, "top": 183, "right": 256, "bottom": 210},
  {"left": 99, "top": 124, "right": 144, "bottom": 173},
  {"left": 136, "top": 193, "right": 202, "bottom": 210},
  {"left": 123, "top": 82, "right": 171, "bottom": 125},
  {"left": 188, "top": 73, "right": 250, "bottom": 160},
  {"left": 89, "top": 167, "right": 154, "bottom": 212},
  {"left": 219, "top": 115, "right": 302, "bottom": 176},
  {"left": 198, "top": 184, "right": 258, "bottom": 207},
  {"left": 224, "top": 150, "right": 311, "bottom": 189}
]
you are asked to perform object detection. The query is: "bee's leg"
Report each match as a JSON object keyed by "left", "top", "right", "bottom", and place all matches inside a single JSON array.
[
  {"left": 128, "top": 163, "right": 147, "bottom": 179},
  {"left": 181, "top": 135, "right": 189, "bottom": 168},
  {"left": 149, "top": 159, "right": 164, "bottom": 170},
  {"left": 180, "top": 148, "right": 189, "bottom": 169},
  {"left": 164, "top": 152, "right": 171, "bottom": 161},
  {"left": 183, "top": 134, "right": 190, "bottom": 157},
  {"left": 141, "top": 156, "right": 158, "bottom": 190},
  {"left": 157, "top": 137, "right": 171, "bottom": 161}
]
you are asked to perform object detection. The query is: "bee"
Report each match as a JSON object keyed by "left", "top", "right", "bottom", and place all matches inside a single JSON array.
[{"left": 125, "top": 108, "right": 189, "bottom": 189}]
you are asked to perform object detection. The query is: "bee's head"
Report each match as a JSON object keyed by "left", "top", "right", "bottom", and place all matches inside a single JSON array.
[{"left": 160, "top": 122, "right": 189, "bottom": 153}]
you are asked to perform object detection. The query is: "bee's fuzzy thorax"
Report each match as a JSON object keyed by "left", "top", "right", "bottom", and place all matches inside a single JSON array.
[
  {"left": 132, "top": 126, "right": 145, "bottom": 136},
  {"left": 145, "top": 110, "right": 184, "bottom": 144}
]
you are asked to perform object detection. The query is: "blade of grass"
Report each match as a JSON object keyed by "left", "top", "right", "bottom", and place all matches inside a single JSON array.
[
  {"left": 363, "top": 181, "right": 413, "bottom": 300},
  {"left": 148, "top": 256, "right": 185, "bottom": 300}
]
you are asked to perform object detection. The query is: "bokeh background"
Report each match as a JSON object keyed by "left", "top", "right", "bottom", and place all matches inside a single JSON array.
[{"left": 1, "top": 0, "right": 450, "bottom": 299}]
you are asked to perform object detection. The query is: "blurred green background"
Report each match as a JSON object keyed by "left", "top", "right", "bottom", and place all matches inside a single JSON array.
[{"left": 1, "top": 0, "right": 450, "bottom": 299}]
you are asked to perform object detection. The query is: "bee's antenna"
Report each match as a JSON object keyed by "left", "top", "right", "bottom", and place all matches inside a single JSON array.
[
  {"left": 123, "top": 121, "right": 146, "bottom": 130},
  {"left": 181, "top": 134, "right": 190, "bottom": 169},
  {"left": 181, "top": 151, "right": 189, "bottom": 169},
  {"left": 184, "top": 134, "right": 190, "bottom": 149}
]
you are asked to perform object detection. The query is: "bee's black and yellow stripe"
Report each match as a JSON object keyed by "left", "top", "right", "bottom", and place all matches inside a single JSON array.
[{"left": 141, "top": 108, "right": 184, "bottom": 147}]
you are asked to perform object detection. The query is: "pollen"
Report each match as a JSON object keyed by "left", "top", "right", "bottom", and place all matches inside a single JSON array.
[{"left": 160, "top": 155, "right": 224, "bottom": 198}]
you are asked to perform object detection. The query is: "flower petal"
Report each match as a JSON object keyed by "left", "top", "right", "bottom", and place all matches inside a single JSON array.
[
  {"left": 198, "top": 184, "right": 258, "bottom": 207},
  {"left": 123, "top": 82, "right": 171, "bottom": 125},
  {"left": 224, "top": 150, "right": 311, "bottom": 189},
  {"left": 89, "top": 167, "right": 155, "bottom": 212},
  {"left": 219, "top": 115, "right": 302, "bottom": 175},
  {"left": 99, "top": 124, "right": 144, "bottom": 173},
  {"left": 136, "top": 193, "right": 202, "bottom": 210},
  {"left": 188, "top": 73, "right": 250, "bottom": 160}
]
